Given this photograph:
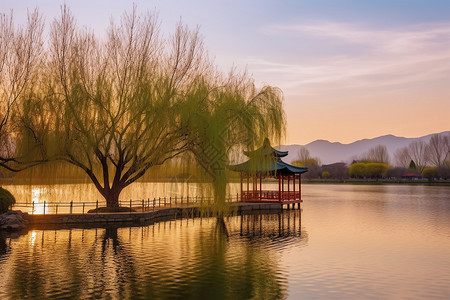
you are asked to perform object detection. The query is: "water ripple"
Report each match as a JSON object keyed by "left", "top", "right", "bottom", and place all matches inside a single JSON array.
[{"left": 1, "top": 185, "right": 450, "bottom": 299}]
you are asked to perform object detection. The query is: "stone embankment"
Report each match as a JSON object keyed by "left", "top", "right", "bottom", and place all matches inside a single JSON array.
[
  {"left": 0, "top": 210, "right": 29, "bottom": 230},
  {"left": 22, "top": 203, "right": 285, "bottom": 226}
]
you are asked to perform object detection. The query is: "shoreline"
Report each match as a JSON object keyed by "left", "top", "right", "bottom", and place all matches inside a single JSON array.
[
  {"left": 301, "top": 179, "right": 450, "bottom": 186},
  {"left": 20, "top": 202, "right": 288, "bottom": 229}
]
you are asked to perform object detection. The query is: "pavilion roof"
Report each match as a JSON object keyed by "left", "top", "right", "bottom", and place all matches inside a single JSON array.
[
  {"left": 229, "top": 138, "right": 308, "bottom": 175},
  {"left": 243, "top": 138, "right": 288, "bottom": 158},
  {"left": 228, "top": 158, "right": 308, "bottom": 175}
]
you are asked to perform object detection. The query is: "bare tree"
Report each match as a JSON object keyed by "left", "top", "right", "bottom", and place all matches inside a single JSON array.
[
  {"left": 364, "top": 145, "right": 390, "bottom": 164},
  {"left": 442, "top": 133, "right": 450, "bottom": 167},
  {"left": 408, "top": 141, "right": 428, "bottom": 172},
  {"left": 427, "top": 134, "right": 447, "bottom": 167},
  {"left": 394, "top": 147, "right": 411, "bottom": 168},
  {"left": 0, "top": 9, "right": 44, "bottom": 171},
  {"left": 296, "top": 147, "right": 311, "bottom": 163},
  {"left": 292, "top": 147, "right": 321, "bottom": 179}
]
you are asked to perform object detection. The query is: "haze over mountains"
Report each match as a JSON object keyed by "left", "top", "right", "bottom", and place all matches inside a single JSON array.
[{"left": 279, "top": 131, "right": 450, "bottom": 165}]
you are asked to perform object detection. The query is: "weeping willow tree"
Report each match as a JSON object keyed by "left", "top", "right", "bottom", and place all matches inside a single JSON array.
[
  {"left": 0, "top": 9, "right": 44, "bottom": 172},
  {"left": 183, "top": 75, "right": 285, "bottom": 210},
  {"left": 16, "top": 6, "right": 285, "bottom": 209},
  {"left": 19, "top": 6, "right": 208, "bottom": 207}
]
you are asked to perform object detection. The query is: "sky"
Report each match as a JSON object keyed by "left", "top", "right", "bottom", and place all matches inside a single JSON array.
[{"left": 2, "top": 0, "right": 450, "bottom": 145}]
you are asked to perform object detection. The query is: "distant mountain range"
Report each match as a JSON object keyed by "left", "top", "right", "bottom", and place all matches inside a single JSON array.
[{"left": 278, "top": 131, "right": 450, "bottom": 165}]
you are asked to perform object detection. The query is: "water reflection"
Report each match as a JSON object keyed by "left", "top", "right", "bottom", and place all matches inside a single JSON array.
[
  {"left": 30, "top": 188, "right": 48, "bottom": 215},
  {"left": 0, "top": 211, "right": 305, "bottom": 299},
  {"left": 240, "top": 210, "right": 305, "bottom": 239},
  {"left": 2, "top": 184, "right": 450, "bottom": 299},
  {"left": 0, "top": 232, "right": 8, "bottom": 257}
]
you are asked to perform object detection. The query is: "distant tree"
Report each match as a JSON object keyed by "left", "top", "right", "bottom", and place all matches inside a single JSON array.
[
  {"left": 365, "top": 163, "right": 389, "bottom": 178},
  {"left": 422, "top": 167, "right": 437, "bottom": 181},
  {"left": 348, "top": 163, "right": 367, "bottom": 178},
  {"left": 291, "top": 147, "right": 321, "bottom": 179},
  {"left": 363, "top": 145, "right": 390, "bottom": 164},
  {"left": 427, "top": 134, "right": 447, "bottom": 167},
  {"left": 321, "top": 162, "right": 348, "bottom": 179},
  {"left": 292, "top": 158, "right": 320, "bottom": 179},
  {"left": 441, "top": 133, "right": 450, "bottom": 167},
  {"left": 394, "top": 147, "right": 411, "bottom": 168},
  {"left": 408, "top": 160, "right": 417, "bottom": 171},
  {"left": 408, "top": 141, "right": 428, "bottom": 172},
  {"left": 436, "top": 166, "right": 450, "bottom": 180},
  {"left": 386, "top": 167, "right": 407, "bottom": 179},
  {"left": 295, "top": 147, "right": 312, "bottom": 163},
  {"left": 348, "top": 162, "right": 389, "bottom": 179},
  {"left": 321, "top": 171, "right": 330, "bottom": 179}
]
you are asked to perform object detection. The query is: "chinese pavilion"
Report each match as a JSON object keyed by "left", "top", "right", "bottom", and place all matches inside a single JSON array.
[{"left": 229, "top": 138, "right": 308, "bottom": 208}]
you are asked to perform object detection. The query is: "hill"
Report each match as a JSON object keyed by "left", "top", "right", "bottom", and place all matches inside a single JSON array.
[{"left": 279, "top": 131, "right": 450, "bottom": 165}]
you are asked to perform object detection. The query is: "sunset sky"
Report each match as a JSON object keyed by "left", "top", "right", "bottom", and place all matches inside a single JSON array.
[{"left": 3, "top": 0, "right": 449, "bottom": 144}]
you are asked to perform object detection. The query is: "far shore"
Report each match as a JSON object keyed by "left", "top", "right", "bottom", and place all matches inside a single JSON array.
[{"left": 301, "top": 179, "right": 450, "bottom": 186}]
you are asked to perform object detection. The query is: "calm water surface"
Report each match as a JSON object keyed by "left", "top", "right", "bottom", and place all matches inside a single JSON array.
[{"left": 1, "top": 184, "right": 450, "bottom": 299}]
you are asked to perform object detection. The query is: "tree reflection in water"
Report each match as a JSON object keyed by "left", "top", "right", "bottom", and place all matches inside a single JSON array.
[
  {"left": 0, "top": 211, "right": 307, "bottom": 299},
  {"left": 0, "top": 232, "right": 7, "bottom": 257}
]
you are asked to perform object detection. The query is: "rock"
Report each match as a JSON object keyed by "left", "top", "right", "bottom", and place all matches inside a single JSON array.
[{"left": 0, "top": 210, "right": 29, "bottom": 231}]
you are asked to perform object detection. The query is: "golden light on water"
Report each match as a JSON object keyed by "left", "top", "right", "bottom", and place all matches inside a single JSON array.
[
  {"left": 1, "top": 215, "right": 290, "bottom": 299},
  {"left": 31, "top": 188, "right": 48, "bottom": 215},
  {"left": 29, "top": 231, "right": 38, "bottom": 246},
  {"left": 2, "top": 185, "right": 450, "bottom": 298}
]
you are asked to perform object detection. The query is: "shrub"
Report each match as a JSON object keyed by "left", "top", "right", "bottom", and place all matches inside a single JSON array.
[
  {"left": 366, "top": 163, "right": 390, "bottom": 178},
  {"left": 321, "top": 171, "right": 331, "bottom": 179},
  {"left": 348, "top": 162, "right": 390, "bottom": 179},
  {"left": 422, "top": 167, "right": 437, "bottom": 181},
  {"left": 0, "top": 187, "right": 16, "bottom": 213},
  {"left": 348, "top": 163, "right": 367, "bottom": 178}
]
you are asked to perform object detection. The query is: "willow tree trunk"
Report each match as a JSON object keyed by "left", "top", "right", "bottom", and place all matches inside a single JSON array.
[
  {"left": 105, "top": 191, "right": 120, "bottom": 208},
  {"left": 101, "top": 184, "right": 124, "bottom": 208},
  {"left": 212, "top": 168, "right": 227, "bottom": 213}
]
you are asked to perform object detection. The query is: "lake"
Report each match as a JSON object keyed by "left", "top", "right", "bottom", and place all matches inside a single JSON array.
[{"left": 1, "top": 184, "right": 450, "bottom": 299}]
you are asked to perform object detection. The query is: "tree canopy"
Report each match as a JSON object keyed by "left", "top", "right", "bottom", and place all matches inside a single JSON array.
[
  {"left": 2, "top": 6, "right": 286, "bottom": 208},
  {"left": 348, "top": 162, "right": 389, "bottom": 179}
]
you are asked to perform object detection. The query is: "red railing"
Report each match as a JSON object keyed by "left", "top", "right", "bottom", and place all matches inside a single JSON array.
[
  {"left": 242, "top": 190, "right": 301, "bottom": 203},
  {"left": 11, "top": 194, "right": 241, "bottom": 215}
]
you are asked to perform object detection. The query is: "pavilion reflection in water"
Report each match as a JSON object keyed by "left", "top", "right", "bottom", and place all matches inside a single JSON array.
[{"left": 239, "top": 210, "right": 305, "bottom": 241}]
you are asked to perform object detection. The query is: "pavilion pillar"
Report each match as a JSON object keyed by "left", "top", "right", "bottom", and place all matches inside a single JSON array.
[
  {"left": 282, "top": 175, "right": 284, "bottom": 202},
  {"left": 288, "top": 175, "right": 290, "bottom": 201},
  {"left": 247, "top": 174, "right": 250, "bottom": 202},
  {"left": 253, "top": 174, "right": 257, "bottom": 200},
  {"left": 278, "top": 173, "right": 281, "bottom": 203},
  {"left": 240, "top": 173, "right": 243, "bottom": 202},
  {"left": 293, "top": 174, "right": 296, "bottom": 200},
  {"left": 259, "top": 174, "right": 262, "bottom": 201},
  {"left": 299, "top": 174, "right": 302, "bottom": 201}
]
